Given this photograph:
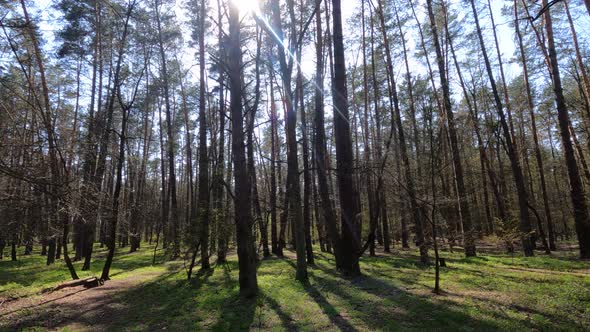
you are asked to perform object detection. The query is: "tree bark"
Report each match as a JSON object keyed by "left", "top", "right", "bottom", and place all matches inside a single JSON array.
[
  {"left": 376, "top": 0, "right": 427, "bottom": 261},
  {"left": 155, "top": 0, "right": 180, "bottom": 259},
  {"left": 314, "top": 3, "right": 339, "bottom": 261},
  {"left": 514, "top": 0, "right": 555, "bottom": 250},
  {"left": 197, "top": 0, "right": 211, "bottom": 269},
  {"left": 542, "top": 0, "right": 590, "bottom": 258},
  {"left": 427, "top": 0, "right": 476, "bottom": 257},
  {"left": 332, "top": 0, "right": 360, "bottom": 276},
  {"left": 229, "top": 1, "right": 258, "bottom": 297}
]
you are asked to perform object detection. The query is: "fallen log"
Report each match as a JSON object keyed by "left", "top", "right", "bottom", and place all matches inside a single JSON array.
[{"left": 42, "top": 277, "right": 103, "bottom": 293}]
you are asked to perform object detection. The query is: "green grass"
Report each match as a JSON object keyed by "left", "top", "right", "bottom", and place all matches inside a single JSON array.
[
  {"left": 0, "top": 244, "right": 169, "bottom": 298},
  {"left": 1, "top": 244, "right": 589, "bottom": 331}
]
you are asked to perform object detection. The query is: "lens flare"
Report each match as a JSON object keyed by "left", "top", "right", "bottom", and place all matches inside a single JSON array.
[{"left": 231, "top": 0, "right": 260, "bottom": 14}]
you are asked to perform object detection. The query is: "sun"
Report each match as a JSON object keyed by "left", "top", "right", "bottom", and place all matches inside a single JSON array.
[{"left": 231, "top": 0, "right": 260, "bottom": 14}]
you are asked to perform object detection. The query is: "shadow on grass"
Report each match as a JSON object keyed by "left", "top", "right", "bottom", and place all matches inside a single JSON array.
[
  {"left": 4, "top": 246, "right": 589, "bottom": 331},
  {"left": 260, "top": 292, "right": 298, "bottom": 331},
  {"left": 309, "top": 264, "right": 504, "bottom": 330},
  {"left": 304, "top": 282, "right": 359, "bottom": 332}
]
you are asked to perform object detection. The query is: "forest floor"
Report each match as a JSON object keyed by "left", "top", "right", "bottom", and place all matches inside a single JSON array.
[{"left": 1, "top": 242, "right": 589, "bottom": 331}]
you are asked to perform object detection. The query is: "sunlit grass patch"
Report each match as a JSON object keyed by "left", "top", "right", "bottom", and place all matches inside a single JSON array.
[{"left": 2, "top": 244, "right": 589, "bottom": 331}]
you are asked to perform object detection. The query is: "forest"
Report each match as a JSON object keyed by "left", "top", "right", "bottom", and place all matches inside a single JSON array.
[{"left": 1, "top": 0, "right": 590, "bottom": 330}]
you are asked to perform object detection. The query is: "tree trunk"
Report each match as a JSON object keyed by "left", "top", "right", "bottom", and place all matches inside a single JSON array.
[
  {"left": 247, "top": 29, "right": 269, "bottom": 259},
  {"left": 229, "top": 1, "right": 258, "bottom": 297},
  {"left": 378, "top": 0, "right": 425, "bottom": 263},
  {"left": 542, "top": 0, "right": 590, "bottom": 258},
  {"left": 468, "top": 0, "right": 534, "bottom": 256},
  {"left": 197, "top": 0, "right": 211, "bottom": 269},
  {"left": 101, "top": 94, "right": 131, "bottom": 281},
  {"left": 427, "top": 0, "right": 476, "bottom": 257},
  {"left": 314, "top": 3, "right": 339, "bottom": 261},
  {"left": 214, "top": 0, "right": 227, "bottom": 264},
  {"left": 514, "top": 0, "right": 555, "bottom": 250},
  {"left": 269, "top": 0, "right": 307, "bottom": 281},
  {"left": 155, "top": 0, "right": 180, "bottom": 259},
  {"left": 361, "top": 0, "right": 379, "bottom": 258},
  {"left": 269, "top": 71, "right": 279, "bottom": 256},
  {"left": 332, "top": 0, "right": 360, "bottom": 276}
]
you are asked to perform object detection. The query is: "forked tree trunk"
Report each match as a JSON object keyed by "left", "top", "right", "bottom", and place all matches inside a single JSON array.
[{"left": 314, "top": 2, "right": 339, "bottom": 261}]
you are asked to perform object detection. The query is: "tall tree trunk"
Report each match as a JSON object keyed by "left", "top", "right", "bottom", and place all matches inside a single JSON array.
[
  {"left": 361, "top": 0, "right": 379, "bottom": 258},
  {"left": 369, "top": 5, "right": 390, "bottom": 252},
  {"left": 332, "top": 0, "right": 360, "bottom": 276},
  {"left": 197, "top": 0, "right": 211, "bottom": 269},
  {"left": 426, "top": 0, "right": 476, "bottom": 257},
  {"left": 376, "top": 0, "right": 427, "bottom": 261},
  {"left": 20, "top": 0, "right": 78, "bottom": 278},
  {"left": 269, "top": 0, "right": 307, "bottom": 281},
  {"left": 298, "top": 47, "right": 314, "bottom": 265},
  {"left": 514, "top": 0, "right": 555, "bottom": 250},
  {"left": 247, "top": 28, "right": 269, "bottom": 258},
  {"left": 101, "top": 91, "right": 132, "bottom": 281},
  {"left": 214, "top": 0, "right": 227, "bottom": 263},
  {"left": 468, "top": 0, "right": 535, "bottom": 256},
  {"left": 229, "top": 1, "right": 258, "bottom": 297},
  {"left": 314, "top": 3, "right": 339, "bottom": 262},
  {"left": 542, "top": 0, "right": 590, "bottom": 258},
  {"left": 269, "top": 72, "right": 279, "bottom": 255},
  {"left": 155, "top": 0, "right": 180, "bottom": 259}
]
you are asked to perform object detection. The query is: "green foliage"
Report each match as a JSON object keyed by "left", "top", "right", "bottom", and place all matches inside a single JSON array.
[{"left": 1, "top": 245, "right": 589, "bottom": 331}]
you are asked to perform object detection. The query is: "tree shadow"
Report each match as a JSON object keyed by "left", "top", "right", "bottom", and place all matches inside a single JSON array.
[
  {"left": 304, "top": 282, "right": 359, "bottom": 332},
  {"left": 261, "top": 292, "right": 299, "bottom": 331},
  {"left": 189, "top": 267, "right": 214, "bottom": 288},
  {"left": 4, "top": 269, "right": 181, "bottom": 331},
  {"left": 210, "top": 294, "right": 257, "bottom": 331},
  {"left": 311, "top": 271, "right": 507, "bottom": 330}
]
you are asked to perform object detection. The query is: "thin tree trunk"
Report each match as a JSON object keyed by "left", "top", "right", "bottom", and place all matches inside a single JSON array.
[
  {"left": 375, "top": 0, "right": 423, "bottom": 262},
  {"left": 514, "top": 0, "right": 556, "bottom": 250},
  {"left": 269, "top": 0, "right": 307, "bottom": 281},
  {"left": 20, "top": 0, "right": 78, "bottom": 278},
  {"left": 298, "top": 52, "right": 314, "bottom": 265},
  {"left": 197, "top": 0, "right": 211, "bottom": 269},
  {"left": 269, "top": 72, "right": 279, "bottom": 255},
  {"left": 155, "top": 0, "right": 180, "bottom": 259},
  {"left": 214, "top": 0, "right": 227, "bottom": 263},
  {"left": 426, "top": 0, "right": 476, "bottom": 257},
  {"left": 468, "top": 0, "right": 533, "bottom": 256},
  {"left": 361, "top": 0, "right": 379, "bottom": 258}
]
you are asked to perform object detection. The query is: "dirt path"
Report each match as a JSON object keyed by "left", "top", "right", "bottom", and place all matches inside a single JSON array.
[{"left": 0, "top": 270, "right": 164, "bottom": 331}]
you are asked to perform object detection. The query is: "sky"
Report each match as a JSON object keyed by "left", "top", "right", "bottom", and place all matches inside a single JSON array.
[{"left": 26, "top": 0, "right": 590, "bottom": 108}]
